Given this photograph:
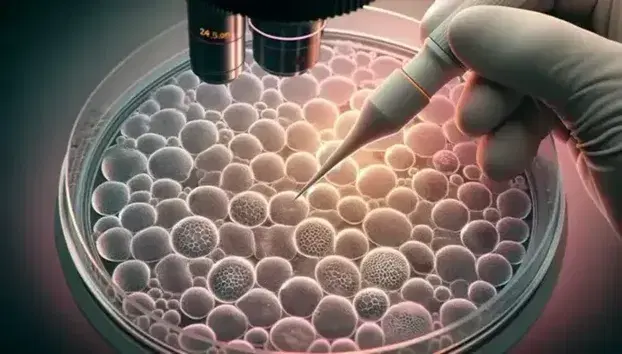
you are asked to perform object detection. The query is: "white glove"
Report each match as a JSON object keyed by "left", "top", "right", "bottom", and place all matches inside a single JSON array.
[{"left": 420, "top": 1, "right": 622, "bottom": 236}]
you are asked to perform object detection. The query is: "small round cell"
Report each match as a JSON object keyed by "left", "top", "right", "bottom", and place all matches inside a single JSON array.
[
  {"left": 179, "top": 120, "right": 218, "bottom": 154},
  {"left": 248, "top": 119, "right": 285, "bottom": 152},
  {"left": 318, "top": 76, "right": 357, "bottom": 107},
  {"left": 187, "top": 185, "right": 229, "bottom": 220},
  {"left": 150, "top": 108, "right": 186, "bottom": 137},
  {"left": 179, "top": 287, "right": 215, "bottom": 320},
  {"left": 285, "top": 152, "right": 320, "bottom": 183},
  {"left": 439, "top": 298, "right": 477, "bottom": 328},
  {"left": 432, "top": 199, "right": 470, "bottom": 232},
  {"left": 386, "top": 186, "right": 419, "bottom": 215},
  {"left": 360, "top": 247, "right": 411, "bottom": 291},
  {"left": 218, "top": 222, "right": 255, "bottom": 257},
  {"left": 476, "top": 253, "right": 513, "bottom": 287},
  {"left": 401, "top": 278, "right": 434, "bottom": 305},
  {"left": 351, "top": 67, "right": 375, "bottom": 86},
  {"left": 228, "top": 133, "right": 263, "bottom": 160},
  {"left": 356, "top": 164, "right": 397, "bottom": 199},
  {"left": 228, "top": 191, "right": 268, "bottom": 228},
  {"left": 170, "top": 216, "right": 219, "bottom": 258},
  {"left": 151, "top": 178, "right": 182, "bottom": 200},
  {"left": 302, "top": 97, "right": 339, "bottom": 130},
  {"left": 307, "top": 183, "right": 339, "bottom": 211},
  {"left": 369, "top": 56, "right": 402, "bottom": 79},
  {"left": 353, "top": 287, "right": 390, "bottom": 322},
  {"left": 121, "top": 114, "right": 150, "bottom": 139},
  {"left": 278, "top": 276, "right": 323, "bottom": 318},
  {"left": 411, "top": 224, "right": 434, "bottom": 244},
  {"left": 328, "top": 55, "right": 357, "bottom": 76},
  {"left": 294, "top": 217, "right": 336, "bottom": 258},
  {"left": 285, "top": 120, "right": 320, "bottom": 153},
  {"left": 463, "top": 164, "right": 482, "bottom": 181},
  {"left": 461, "top": 220, "right": 500, "bottom": 255},
  {"left": 229, "top": 72, "right": 264, "bottom": 104},
  {"left": 497, "top": 188, "right": 532, "bottom": 219},
  {"left": 355, "top": 322, "right": 386, "bottom": 350},
  {"left": 310, "top": 63, "right": 332, "bottom": 82},
  {"left": 404, "top": 122, "right": 446, "bottom": 157},
  {"left": 255, "top": 256, "right": 293, "bottom": 292},
  {"left": 384, "top": 144, "right": 416, "bottom": 171},
  {"left": 268, "top": 191, "right": 310, "bottom": 225},
  {"left": 219, "top": 163, "right": 254, "bottom": 193},
  {"left": 411, "top": 168, "right": 449, "bottom": 203},
  {"left": 363, "top": 207, "right": 411, "bottom": 247},
  {"left": 336, "top": 196, "right": 368, "bottom": 225},
  {"left": 112, "top": 259, "right": 150, "bottom": 292},
  {"left": 138, "top": 99, "right": 160, "bottom": 115},
  {"left": 349, "top": 88, "right": 372, "bottom": 111},
  {"left": 222, "top": 102, "right": 259, "bottom": 132},
  {"left": 333, "top": 110, "right": 358, "bottom": 139},
  {"left": 97, "top": 227, "right": 132, "bottom": 262},
  {"left": 335, "top": 228, "right": 369, "bottom": 260},
  {"left": 432, "top": 150, "right": 460, "bottom": 175},
  {"left": 468, "top": 280, "right": 497, "bottom": 306},
  {"left": 154, "top": 254, "right": 193, "bottom": 293},
  {"left": 276, "top": 101, "right": 304, "bottom": 122},
  {"left": 92, "top": 181, "right": 130, "bottom": 215},
  {"left": 399, "top": 241, "right": 435, "bottom": 275},
  {"left": 196, "top": 83, "right": 232, "bottom": 111},
  {"left": 435, "top": 245, "right": 477, "bottom": 283},
  {"left": 434, "top": 286, "right": 452, "bottom": 302},
  {"left": 494, "top": 240, "right": 526, "bottom": 265},
  {"left": 457, "top": 182, "right": 493, "bottom": 211},
  {"left": 194, "top": 144, "right": 232, "bottom": 172},
  {"left": 314, "top": 255, "right": 362, "bottom": 297},
  {"left": 278, "top": 73, "right": 320, "bottom": 105},
  {"left": 260, "top": 88, "right": 284, "bottom": 109},
  {"left": 453, "top": 142, "right": 478, "bottom": 166},
  {"left": 270, "top": 317, "right": 317, "bottom": 352}
]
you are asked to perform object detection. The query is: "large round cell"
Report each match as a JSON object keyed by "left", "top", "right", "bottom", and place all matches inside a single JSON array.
[
  {"left": 356, "top": 165, "right": 397, "bottom": 199},
  {"left": 363, "top": 207, "right": 412, "bottom": 247},
  {"left": 476, "top": 253, "right": 513, "bottom": 287},
  {"left": 294, "top": 217, "right": 336, "bottom": 258},
  {"left": 399, "top": 241, "right": 435, "bottom": 275},
  {"left": 497, "top": 188, "right": 532, "bottom": 219},
  {"left": 150, "top": 178, "right": 182, "bottom": 200},
  {"left": 268, "top": 191, "right": 310, "bottom": 225},
  {"left": 170, "top": 216, "right": 219, "bottom": 258},
  {"left": 404, "top": 122, "right": 446, "bottom": 158},
  {"left": 187, "top": 185, "right": 229, "bottom": 220},
  {"left": 356, "top": 322, "right": 386, "bottom": 350},
  {"left": 328, "top": 55, "right": 357, "bottom": 77},
  {"left": 228, "top": 133, "right": 263, "bottom": 160},
  {"left": 194, "top": 144, "right": 232, "bottom": 172},
  {"left": 302, "top": 97, "right": 339, "bottom": 130},
  {"left": 179, "top": 287, "right": 215, "bottom": 320},
  {"left": 100, "top": 145, "right": 148, "bottom": 183},
  {"left": 442, "top": 119, "right": 471, "bottom": 144},
  {"left": 276, "top": 101, "right": 304, "bottom": 122},
  {"left": 333, "top": 110, "right": 358, "bottom": 140},
  {"left": 229, "top": 72, "right": 264, "bottom": 104},
  {"left": 179, "top": 120, "right": 218, "bottom": 154},
  {"left": 285, "top": 121, "right": 320, "bottom": 153},
  {"left": 385, "top": 186, "right": 419, "bottom": 215},
  {"left": 112, "top": 259, "right": 150, "bottom": 292},
  {"left": 400, "top": 277, "right": 434, "bottom": 306},
  {"left": 278, "top": 74, "right": 319, "bottom": 105},
  {"left": 494, "top": 240, "right": 526, "bottom": 265},
  {"left": 130, "top": 226, "right": 172, "bottom": 262},
  {"left": 385, "top": 144, "right": 416, "bottom": 171},
  {"left": 195, "top": 83, "right": 232, "bottom": 111},
  {"left": 312, "top": 295, "right": 358, "bottom": 339},
  {"left": 228, "top": 191, "right": 268, "bottom": 228},
  {"left": 337, "top": 196, "right": 368, "bottom": 225},
  {"left": 218, "top": 222, "right": 255, "bottom": 257},
  {"left": 307, "top": 183, "right": 339, "bottom": 211},
  {"left": 235, "top": 288, "right": 282, "bottom": 328},
  {"left": 150, "top": 108, "right": 186, "bottom": 138},
  {"left": 285, "top": 152, "right": 320, "bottom": 183},
  {"left": 148, "top": 146, "right": 193, "bottom": 182},
  {"left": 206, "top": 304, "right": 249, "bottom": 341},
  {"left": 269, "top": 317, "right": 317, "bottom": 352},
  {"left": 314, "top": 255, "right": 361, "bottom": 297},
  {"left": 335, "top": 228, "right": 369, "bottom": 260},
  {"left": 121, "top": 113, "right": 150, "bottom": 139},
  {"left": 411, "top": 168, "right": 449, "bottom": 203},
  {"left": 435, "top": 245, "right": 477, "bottom": 283},
  {"left": 91, "top": 181, "right": 130, "bottom": 215},
  {"left": 360, "top": 247, "right": 411, "bottom": 291},
  {"left": 119, "top": 202, "right": 157, "bottom": 233},
  {"left": 432, "top": 150, "right": 460, "bottom": 175},
  {"left": 154, "top": 254, "right": 193, "bottom": 293},
  {"left": 432, "top": 199, "right": 470, "bottom": 231},
  {"left": 207, "top": 256, "right": 255, "bottom": 303},
  {"left": 318, "top": 76, "right": 356, "bottom": 107},
  {"left": 255, "top": 256, "right": 293, "bottom": 292},
  {"left": 461, "top": 220, "right": 500, "bottom": 255},
  {"left": 353, "top": 287, "right": 390, "bottom": 322},
  {"left": 278, "top": 276, "right": 323, "bottom": 318},
  {"left": 222, "top": 102, "right": 259, "bottom": 132},
  {"left": 457, "top": 182, "right": 493, "bottom": 211},
  {"left": 248, "top": 119, "right": 285, "bottom": 152},
  {"left": 453, "top": 141, "right": 478, "bottom": 166},
  {"left": 178, "top": 323, "right": 216, "bottom": 353},
  {"left": 381, "top": 301, "right": 433, "bottom": 345},
  {"left": 468, "top": 280, "right": 497, "bottom": 306},
  {"left": 138, "top": 99, "right": 160, "bottom": 115},
  {"left": 219, "top": 163, "right": 254, "bottom": 193}
]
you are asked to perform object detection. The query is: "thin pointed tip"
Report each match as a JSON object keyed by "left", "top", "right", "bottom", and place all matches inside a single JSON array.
[{"left": 293, "top": 189, "right": 305, "bottom": 200}]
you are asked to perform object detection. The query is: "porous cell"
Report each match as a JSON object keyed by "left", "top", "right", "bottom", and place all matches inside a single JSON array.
[
  {"left": 294, "top": 217, "right": 336, "bottom": 258},
  {"left": 314, "top": 255, "right": 362, "bottom": 297},
  {"left": 170, "top": 216, "right": 219, "bottom": 258},
  {"left": 381, "top": 302, "right": 433, "bottom": 344},
  {"left": 353, "top": 287, "right": 390, "bottom": 322},
  {"left": 360, "top": 247, "right": 411, "bottom": 291},
  {"left": 207, "top": 256, "right": 256, "bottom": 303}
]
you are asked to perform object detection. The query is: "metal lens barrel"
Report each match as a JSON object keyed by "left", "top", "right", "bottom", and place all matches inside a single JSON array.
[
  {"left": 187, "top": 0, "right": 246, "bottom": 84},
  {"left": 249, "top": 19, "right": 324, "bottom": 76}
]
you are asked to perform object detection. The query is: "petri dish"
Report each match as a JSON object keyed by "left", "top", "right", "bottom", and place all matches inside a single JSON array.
[{"left": 57, "top": 6, "right": 565, "bottom": 354}]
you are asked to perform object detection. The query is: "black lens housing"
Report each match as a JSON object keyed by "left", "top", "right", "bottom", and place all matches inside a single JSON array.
[
  {"left": 249, "top": 19, "right": 324, "bottom": 77},
  {"left": 187, "top": 0, "right": 246, "bottom": 84}
]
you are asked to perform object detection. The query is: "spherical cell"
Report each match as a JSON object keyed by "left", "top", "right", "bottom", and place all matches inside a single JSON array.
[
  {"left": 311, "top": 295, "right": 358, "bottom": 339},
  {"left": 349, "top": 89, "right": 372, "bottom": 112},
  {"left": 248, "top": 119, "right": 285, "bottom": 153},
  {"left": 118, "top": 202, "right": 157, "bottom": 233},
  {"left": 318, "top": 76, "right": 357, "bottom": 107},
  {"left": 331, "top": 338, "right": 359, "bottom": 353},
  {"left": 192, "top": 276, "right": 207, "bottom": 288},
  {"left": 439, "top": 298, "right": 477, "bottom": 328},
  {"left": 453, "top": 142, "right": 477, "bottom": 166},
  {"left": 411, "top": 168, "right": 449, "bottom": 203},
  {"left": 408, "top": 200, "right": 434, "bottom": 227},
  {"left": 277, "top": 101, "right": 304, "bottom": 122},
  {"left": 356, "top": 164, "right": 397, "bottom": 199},
  {"left": 335, "top": 228, "right": 369, "bottom": 260},
  {"left": 122, "top": 292, "right": 155, "bottom": 316},
  {"left": 285, "top": 121, "right": 320, "bottom": 153},
  {"left": 331, "top": 110, "right": 357, "bottom": 141},
  {"left": 186, "top": 185, "right": 229, "bottom": 221},
  {"left": 476, "top": 253, "right": 513, "bottom": 287},
  {"left": 244, "top": 327, "right": 269, "bottom": 348},
  {"left": 328, "top": 55, "right": 357, "bottom": 77},
  {"left": 138, "top": 99, "right": 160, "bottom": 115},
  {"left": 278, "top": 276, "right": 323, "bottom": 317},
  {"left": 336, "top": 196, "right": 368, "bottom": 226},
  {"left": 434, "top": 286, "right": 452, "bottom": 302},
  {"left": 196, "top": 83, "right": 232, "bottom": 111},
  {"left": 432, "top": 150, "right": 460, "bottom": 175},
  {"left": 435, "top": 245, "right": 477, "bottom": 283},
  {"left": 206, "top": 304, "right": 249, "bottom": 341},
  {"left": 179, "top": 287, "right": 215, "bottom": 320},
  {"left": 284, "top": 152, "right": 320, "bottom": 184},
  {"left": 176, "top": 70, "right": 200, "bottom": 90},
  {"left": 497, "top": 188, "right": 532, "bottom": 219},
  {"left": 112, "top": 259, "right": 150, "bottom": 292},
  {"left": 207, "top": 256, "right": 255, "bottom": 303},
  {"left": 154, "top": 254, "right": 193, "bottom": 293},
  {"left": 93, "top": 215, "right": 122, "bottom": 234},
  {"left": 179, "top": 120, "right": 218, "bottom": 154},
  {"left": 130, "top": 226, "right": 172, "bottom": 262},
  {"left": 260, "top": 88, "right": 285, "bottom": 110},
  {"left": 460, "top": 220, "right": 499, "bottom": 255},
  {"left": 228, "top": 191, "right": 268, "bottom": 228},
  {"left": 307, "top": 338, "right": 331, "bottom": 353},
  {"left": 147, "top": 146, "right": 193, "bottom": 182},
  {"left": 255, "top": 256, "right": 293, "bottom": 292},
  {"left": 400, "top": 278, "right": 434, "bottom": 305},
  {"left": 462, "top": 165, "right": 481, "bottom": 181},
  {"left": 369, "top": 56, "right": 402, "bottom": 79},
  {"left": 151, "top": 178, "right": 182, "bottom": 200},
  {"left": 468, "top": 280, "right": 497, "bottom": 306},
  {"left": 185, "top": 102, "right": 205, "bottom": 122},
  {"left": 150, "top": 108, "right": 186, "bottom": 138},
  {"left": 302, "top": 97, "right": 340, "bottom": 130},
  {"left": 270, "top": 317, "right": 317, "bottom": 352},
  {"left": 155, "top": 197, "right": 192, "bottom": 229},
  {"left": 307, "top": 183, "right": 339, "bottom": 211},
  {"left": 399, "top": 241, "right": 435, "bottom": 276},
  {"left": 385, "top": 187, "right": 418, "bottom": 215},
  {"left": 325, "top": 158, "right": 359, "bottom": 186},
  {"left": 194, "top": 145, "right": 232, "bottom": 173},
  {"left": 226, "top": 339, "right": 256, "bottom": 354},
  {"left": 249, "top": 183, "right": 277, "bottom": 199},
  {"left": 101, "top": 145, "right": 148, "bottom": 183},
  {"left": 457, "top": 182, "right": 493, "bottom": 211},
  {"left": 261, "top": 108, "right": 277, "bottom": 120},
  {"left": 227, "top": 134, "right": 262, "bottom": 161},
  {"left": 128, "top": 191, "right": 150, "bottom": 204},
  {"left": 404, "top": 122, "right": 446, "bottom": 158},
  {"left": 126, "top": 173, "right": 152, "bottom": 193},
  {"left": 154, "top": 84, "right": 185, "bottom": 109},
  {"left": 121, "top": 113, "right": 150, "bottom": 139},
  {"left": 494, "top": 240, "right": 526, "bottom": 265},
  {"left": 212, "top": 222, "right": 254, "bottom": 259},
  {"left": 261, "top": 74, "right": 280, "bottom": 89},
  {"left": 229, "top": 72, "right": 264, "bottom": 104},
  {"left": 235, "top": 288, "right": 282, "bottom": 328},
  {"left": 279, "top": 73, "right": 319, "bottom": 105},
  {"left": 219, "top": 163, "right": 254, "bottom": 193},
  {"left": 363, "top": 207, "right": 412, "bottom": 247},
  {"left": 351, "top": 67, "right": 375, "bottom": 87},
  {"left": 268, "top": 191, "right": 310, "bottom": 225},
  {"left": 381, "top": 302, "right": 433, "bottom": 344},
  {"left": 356, "top": 322, "right": 386, "bottom": 350},
  {"left": 431, "top": 199, "right": 470, "bottom": 232},
  {"left": 170, "top": 216, "right": 219, "bottom": 258},
  {"left": 136, "top": 133, "right": 167, "bottom": 156},
  {"left": 310, "top": 63, "right": 332, "bottom": 83},
  {"left": 91, "top": 181, "right": 130, "bottom": 216},
  {"left": 188, "top": 258, "right": 213, "bottom": 278},
  {"left": 314, "top": 255, "right": 362, "bottom": 297},
  {"left": 248, "top": 153, "right": 285, "bottom": 184},
  {"left": 223, "top": 102, "right": 259, "bottom": 132},
  {"left": 384, "top": 144, "right": 415, "bottom": 172},
  {"left": 442, "top": 120, "right": 470, "bottom": 144},
  {"left": 352, "top": 287, "right": 390, "bottom": 322},
  {"left": 294, "top": 217, "right": 336, "bottom": 258},
  {"left": 360, "top": 247, "right": 410, "bottom": 291},
  {"left": 419, "top": 95, "right": 456, "bottom": 125},
  {"left": 411, "top": 225, "right": 434, "bottom": 244},
  {"left": 218, "top": 128, "right": 234, "bottom": 145}
]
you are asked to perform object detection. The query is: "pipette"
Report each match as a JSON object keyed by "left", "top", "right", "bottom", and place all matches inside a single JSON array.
[{"left": 295, "top": 0, "right": 529, "bottom": 199}]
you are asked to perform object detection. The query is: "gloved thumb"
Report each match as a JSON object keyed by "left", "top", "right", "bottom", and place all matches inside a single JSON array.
[{"left": 447, "top": 6, "right": 622, "bottom": 235}]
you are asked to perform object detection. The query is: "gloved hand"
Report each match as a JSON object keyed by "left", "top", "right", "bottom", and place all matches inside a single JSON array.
[{"left": 420, "top": 1, "right": 622, "bottom": 236}]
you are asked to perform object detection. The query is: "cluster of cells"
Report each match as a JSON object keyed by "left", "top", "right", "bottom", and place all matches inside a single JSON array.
[{"left": 90, "top": 41, "right": 534, "bottom": 353}]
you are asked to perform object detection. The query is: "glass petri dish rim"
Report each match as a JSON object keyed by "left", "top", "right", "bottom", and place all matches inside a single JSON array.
[{"left": 58, "top": 6, "right": 565, "bottom": 353}]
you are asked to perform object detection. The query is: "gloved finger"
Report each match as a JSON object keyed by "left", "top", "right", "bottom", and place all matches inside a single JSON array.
[
  {"left": 419, "top": 0, "right": 465, "bottom": 41},
  {"left": 456, "top": 72, "right": 524, "bottom": 137},
  {"left": 477, "top": 99, "right": 555, "bottom": 180}
]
